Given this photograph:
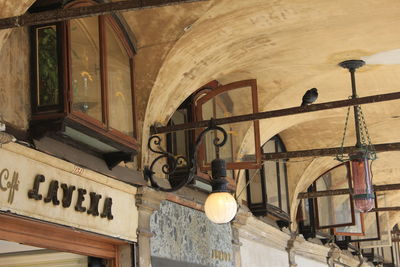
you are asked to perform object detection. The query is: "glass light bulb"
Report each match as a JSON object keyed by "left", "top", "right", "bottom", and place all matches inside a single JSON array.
[{"left": 204, "top": 192, "right": 237, "bottom": 224}]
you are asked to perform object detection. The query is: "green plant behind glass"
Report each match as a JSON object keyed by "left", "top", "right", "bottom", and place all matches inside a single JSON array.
[{"left": 38, "top": 27, "right": 59, "bottom": 106}]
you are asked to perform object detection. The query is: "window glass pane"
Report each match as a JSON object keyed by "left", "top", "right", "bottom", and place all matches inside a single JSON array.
[
  {"left": 169, "top": 110, "right": 189, "bottom": 160},
  {"left": 352, "top": 211, "right": 378, "bottom": 241},
  {"left": 265, "top": 161, "right": 278, "bottom": 207},
  {"left": 106, "top": 22, "right": 134, "bottom": 136},
  {"left": 334, "top": 210, "right": 364, "bottom": 236},
  {"left": 70, "top": 17, "right": 102, "bottom": 121},
  {"left": 315, "top": 164, "right": 353, "bottom": 228},
  {"left": 263, "top": 139, "right": 275, "bottom": 153},
  {"left": 360, "top": 195, "right": 392, "bottom": 248},
  {"left": 261, "top": 140, "right": 279, "bottom": 207},
  {"left": 36, "top": 25, "right": 59, "bottom": 106},
  {"left": 300, "top": 199, "right": 311, "bottom": 226},
  {"left": 201, "top": 86, "right": 254, "bottom": 164},
  {"left": 279, "top": 161, "right": 288, "bottom": 212},
  {"left": 247, "top": 169, "right": 263, "bottom": 204},
  {"left": 202, "top": 98, "right": 234, "bottom": 163}
]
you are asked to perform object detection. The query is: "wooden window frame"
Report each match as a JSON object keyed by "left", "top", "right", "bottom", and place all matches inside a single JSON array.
[
  {"left": 314, "top": 162, "right": 357, "bottom": 230},
  {"left": 0, "top": 213, "right": 127, "bottom": 266},
  {"left": 333, "top": 211, "right": 365, "bottom": 236},
  {"left": 165, "top": 81, "right": 219, "bottom": 188},
  {"left": 195, "top": 79, "right": 261, "bottom": 170},
  {"left": 30, "top": 0, "right": 138, "bottom": 153},
  {"left": 347, "top": 196, "right": 381, "bottom": 242}
]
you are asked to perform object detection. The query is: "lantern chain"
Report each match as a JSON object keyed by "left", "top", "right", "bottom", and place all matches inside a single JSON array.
[
  {"left": 336, "top": 97, "right": 352, "bottom": 162},
  {"left": 357, "top": 105, "right": 377, "bottom": 160}
]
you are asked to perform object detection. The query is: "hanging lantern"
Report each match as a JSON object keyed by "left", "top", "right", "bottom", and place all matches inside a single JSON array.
[
  {"left": 337, "top": 60, "right": 377, "bottom": 213},
  {"left": 204, "top": 158, "right": 237, "bottom": 224},
  {"left": 349, "top": 151, "right": 374, "bottom": 212}
]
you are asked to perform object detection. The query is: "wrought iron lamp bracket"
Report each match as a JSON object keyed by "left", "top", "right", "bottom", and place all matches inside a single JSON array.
[{"left": 144, "top": 118, "right": 228, "bottom": 192}]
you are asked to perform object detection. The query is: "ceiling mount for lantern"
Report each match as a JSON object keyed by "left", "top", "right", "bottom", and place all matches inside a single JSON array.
[
  {"left": 336, "top": 59, "right": 377, "bottom": 213},
  {"left": 339, "top": 59, "right": 365, "bottom": 70}
]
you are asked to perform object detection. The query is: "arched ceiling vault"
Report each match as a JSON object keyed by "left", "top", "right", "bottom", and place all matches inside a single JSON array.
[{"left": 112, "top": 0, "right": 400, "bottom": 228}]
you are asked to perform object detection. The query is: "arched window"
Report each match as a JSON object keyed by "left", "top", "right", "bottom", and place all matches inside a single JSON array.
[
  {"left": 30, "top": 0, "right": 137, "bottom": 161},
  {"left": 245, "top": 135, "right": 289, "bottom": 222},
  {"left": 297, "top": 163, "right": 385, "bottom": 247},
  {"left": 165, "top": 79, "right": 261, "bottom": 191}
]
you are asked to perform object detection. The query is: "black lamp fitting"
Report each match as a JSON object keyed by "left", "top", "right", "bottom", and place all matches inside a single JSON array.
[{"left": 210, "top": 158, "right": 229, "bottom": 193}]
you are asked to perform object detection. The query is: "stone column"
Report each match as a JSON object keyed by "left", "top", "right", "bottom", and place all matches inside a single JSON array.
[
  {"left": 231, "top": 225, "right": 242, "bottom": 267},
  {"left": 286, "top": 231, "right": 298, "bottom": 267},
  {"left": 231, "top": 206, "right": 253, "bottom": 267},
  {"left": 135, "top": 187, "right": 165, "bottom": 267}
]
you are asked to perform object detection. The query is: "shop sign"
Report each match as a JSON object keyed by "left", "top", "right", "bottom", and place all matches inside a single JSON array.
[
  {"left": 0, "top": 168, "right": 19, "bottom": 204},
  {"left": 0, "top": 147, "right": 138, "bottom": 241},
  {"left": 27, "top": 174, "right": 114, "bottom": 220}
]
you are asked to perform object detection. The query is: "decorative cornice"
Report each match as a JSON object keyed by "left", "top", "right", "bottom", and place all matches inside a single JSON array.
[
  {"left": 233, "top": 207, "right": 289, "bottom": 250},
  {"left": 293, "top": 236, "right": 329, "bottom": 263}
]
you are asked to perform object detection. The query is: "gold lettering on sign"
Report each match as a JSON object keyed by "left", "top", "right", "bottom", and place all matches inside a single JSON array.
[
  {"left": 0, "top": 168, "right": 19, "bottom": 204},
  {"left": 211, "top": 249, "right": 231, "bottom": 262}
]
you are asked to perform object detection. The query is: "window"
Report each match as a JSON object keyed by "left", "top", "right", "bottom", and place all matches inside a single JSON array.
[
  {"left": 297, "top": 164, "right": 389, "bottom": 249},
  {"left": 166, "top": 82, "right": 218, "bottom": 190},
  {"left": 30, "top": 1, "right": 137, "bottom": 159},
  {"left": 245, "top": 135, "right": 289, "bottom": 222},
  {"left": 195, "top": 79, "right": 261, "bottom": 170},
  {"left": 165, "top": 79, "right": 261, "bottom": 190},
  {"left": 314, "top": 163, "right": 355, "bottom": 229}
]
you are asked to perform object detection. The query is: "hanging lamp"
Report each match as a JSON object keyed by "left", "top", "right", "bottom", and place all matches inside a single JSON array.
[{"left": 336, "top": 60, "right": 377, "bottom": 213}]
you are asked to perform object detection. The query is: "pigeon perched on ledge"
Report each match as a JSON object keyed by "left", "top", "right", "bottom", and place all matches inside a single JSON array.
[{"left": 301, "top": 88, "right": 318, "bottom": 106}]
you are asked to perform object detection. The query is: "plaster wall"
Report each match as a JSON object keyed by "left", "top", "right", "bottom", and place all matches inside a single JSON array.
[
  {"left": 0, "top": 27, "right": 30, "bottom": 129},
  {"left": 240, "top": 238, "right": 288, "bottom": 267},
  {"left": 297, "top": 255, "right": 327, "bottom": 267},
  {"left": 0, "top": 0, "right": 35, "bottom": 52}
]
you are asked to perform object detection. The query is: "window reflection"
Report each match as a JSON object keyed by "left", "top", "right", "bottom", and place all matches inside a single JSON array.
[
  {"left": 199, "top": 84, "right": 258, "bottom": 167},
  {"left": 36, "top": 25, "right": 59, "bottom": 106},
  {"left": 70, "top": 17, "right": 102, "bottom": 121},
  {"left": 315, "top": 163, "right": 354, "bottom": 229},
  {"left": 106, "top": 22, "right": 134, "bottom": 136}
]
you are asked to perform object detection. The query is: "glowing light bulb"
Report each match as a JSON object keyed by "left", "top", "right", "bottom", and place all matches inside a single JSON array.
[{"left": 204, "top": 192, "right": 237, "bottom": 224}]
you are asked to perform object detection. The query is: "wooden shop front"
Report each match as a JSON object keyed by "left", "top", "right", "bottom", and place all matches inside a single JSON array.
[{"left": 0, "top": 144, "right": 138, "bottom": 266}]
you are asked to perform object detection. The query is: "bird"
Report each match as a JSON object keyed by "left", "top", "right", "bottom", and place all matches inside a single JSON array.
[{"left": 301, "top": 88, "right": 318, "bottom": 106}]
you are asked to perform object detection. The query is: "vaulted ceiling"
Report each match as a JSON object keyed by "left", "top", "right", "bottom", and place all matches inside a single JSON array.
[
  {"left": 126, "top": 0, "right": 400, "bottom": 226},
  {"left": 2, "top": 0, "right": 400, "bottom": 228}
]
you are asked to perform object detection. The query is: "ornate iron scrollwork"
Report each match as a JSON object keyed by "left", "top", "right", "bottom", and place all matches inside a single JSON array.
[{"left": 144, "top": 118, "right": 228, "bottom": 192}]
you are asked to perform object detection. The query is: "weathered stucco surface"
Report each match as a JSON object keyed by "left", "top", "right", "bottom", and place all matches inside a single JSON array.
[
  {"left": 0, "top": 27, "right": 30, "bottom": 129},
  {"left": 123, "top": 1, "right": 213, "bottom": 143},
  {"left": 0, "top": 0, "right": 35, "bottom": 52}
]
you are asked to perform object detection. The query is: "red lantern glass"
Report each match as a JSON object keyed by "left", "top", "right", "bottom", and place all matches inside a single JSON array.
[{"left": 350, "top": 152, "right": 374, "bottom": 212}]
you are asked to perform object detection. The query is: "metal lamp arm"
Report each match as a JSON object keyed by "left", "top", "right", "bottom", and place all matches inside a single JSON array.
[{"left": 144, "top": 118, "right": 228, "bottom": 192}]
